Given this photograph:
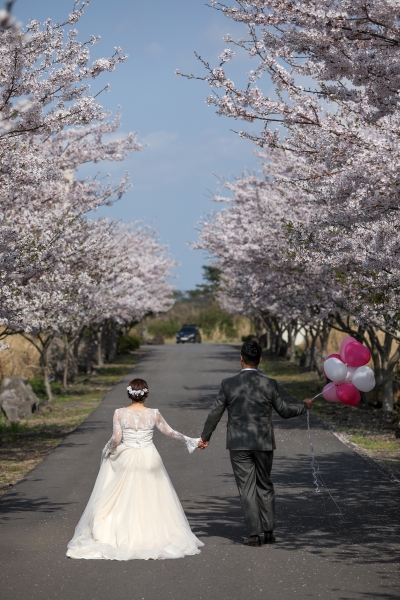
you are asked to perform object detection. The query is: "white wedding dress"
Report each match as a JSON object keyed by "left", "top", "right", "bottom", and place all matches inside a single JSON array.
[{"left": 66, "top": 407, "right": 204, "bottom": 560}]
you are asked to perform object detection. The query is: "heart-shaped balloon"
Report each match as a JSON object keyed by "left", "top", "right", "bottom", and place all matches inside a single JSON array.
[
  {"left": 344, "top": 341, "right": 371, "bottom": 368},
  {"left": 336, "top": 382, "right": 361, "bottom": 406},
  {"left": 344, "top": 366, "right": 357, "bottom": 382},
  {"left": 323, "top": 354, "right": 343, "bottom": 378},
  {"left": 339, "top": 337, "right": 355, "bottom": 363},
  {"left": 322, "top": 382, "right": 340, "bottom": 402},
  {"left": 324, "top": 357, "right": 348, "bottom": 382},
  {"left": 352, "top": 366, "right": 376, "bottom": 392},
  {"left": 326, "top": 353, "right": 342, "bottom": 360}
]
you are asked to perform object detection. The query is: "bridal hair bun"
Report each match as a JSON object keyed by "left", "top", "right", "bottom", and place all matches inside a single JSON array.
[{"left": 127, "top": 378, "right": 149, "bottom": 402}]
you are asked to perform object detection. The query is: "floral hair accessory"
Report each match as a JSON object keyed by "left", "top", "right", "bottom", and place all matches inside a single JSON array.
[{"left": 127, "top": 385, "right": 148, "bottom": 396}]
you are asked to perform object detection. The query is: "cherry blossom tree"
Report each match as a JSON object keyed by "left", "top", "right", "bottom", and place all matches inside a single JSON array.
[
  {"left": 80, "top": 223, "right": 175, "bottom": 374},
  {"left": 197, "top": 146, "right": 400, "bottom": 409},
  {"left": 0, "top": 0, "right": 140, "bottom": 327},
  {"left": 11, "top": 218, "right": 174, "bottom": 401},
  {"left": 195, "top": 150, "right": 332, "bottom": 362},
  {"left": 183, "top": 0, "right": 400, "bottom": 411},
  {"left": 0, "top": 2, "right": 175, "bottom": 400}
]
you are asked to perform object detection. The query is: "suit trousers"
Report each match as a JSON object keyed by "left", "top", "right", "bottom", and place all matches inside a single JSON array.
[{"left": 229, "top": 450, "right": 275, "bottom": 536}]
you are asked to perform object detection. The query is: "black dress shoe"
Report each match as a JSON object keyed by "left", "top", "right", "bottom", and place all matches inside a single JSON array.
[
  {"left": 264, "top": 531, "right": 276, "bottom": 544},
  {"left": 243, "top": 535, "right": 261, "bottom": 547}
]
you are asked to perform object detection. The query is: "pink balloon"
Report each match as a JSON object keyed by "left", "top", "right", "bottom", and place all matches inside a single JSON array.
[
  {"left": 344, "top": 341, "right": 371, "bottom": 368},
  {"left": 322, "top": 382, "right": 340, "bottom": 402},
  {"left": 323, "top": 353, "right": 343, "bottom": 377},
  {"left": 336, "top": 383, "right": 361, "bottom": 406},
  {"left": 339, "top": 337, "right": 355, "bottom": 362},
  {"left": 326, "top": 353, "right": 342, "bottom": 361}
]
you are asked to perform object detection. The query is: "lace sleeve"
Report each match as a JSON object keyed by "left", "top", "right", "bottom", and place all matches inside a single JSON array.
[
  {"left": 155, "top": 410, "right": 200, "bottom": 454},
  {"left": 101, "top": 410, "right": 123, "bottom": 465}
]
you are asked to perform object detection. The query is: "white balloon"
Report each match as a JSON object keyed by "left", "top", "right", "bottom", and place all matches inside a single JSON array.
[
  {"left": 352, "top": 366, "right": 376, "bottom": 392},
  {"left": 344, "top": 366, "right": 357, "bottom": 382},
  {"left": 324, "top": 357, "right": 348, "bottom": 382}
]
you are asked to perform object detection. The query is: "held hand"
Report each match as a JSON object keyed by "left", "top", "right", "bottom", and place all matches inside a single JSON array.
[
  {"left": 197, "top": 438, "right": 209, "bottom": 450},
  {"left": 304, "top": 398, "right": 314, "bottom": 410}
]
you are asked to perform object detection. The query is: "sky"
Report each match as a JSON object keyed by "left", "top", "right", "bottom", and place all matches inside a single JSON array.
[{"left": 14, "top": 0, "right": 265, "bottom": 290}]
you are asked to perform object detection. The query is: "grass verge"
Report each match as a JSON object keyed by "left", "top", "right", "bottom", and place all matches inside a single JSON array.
[
  {"left": 0, "top": 352, "right": 142, "bottom": 497},
  {"left": 261, "top": 354, "right": 400, "bottom": 477}
]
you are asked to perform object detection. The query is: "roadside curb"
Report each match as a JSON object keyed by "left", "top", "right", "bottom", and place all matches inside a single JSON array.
[{"left": 310, "top": 407, "right": 400, "bottom": 488}]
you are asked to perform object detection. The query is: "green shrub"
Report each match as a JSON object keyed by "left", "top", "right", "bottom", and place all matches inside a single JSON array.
[
  {"left": 118, "top": 334, "right": 142, "bottom": 354},
  {"left": 51, "top": 381, "right": 64, "bottom": 395},
  {"left": 30, "top": 378, "right": 46, "bottom": 398},
  {"left": 29, "top": 378, "right": 63, "bottom": 398},
  {"left": 197, "top": 308, "right": 237, "bottom": 338},
  {"left": 147, "top": 320, "right": 180, "bottom": 338},
  {"left": 0, "top": 419, "right": 30, "bottom": 433}
]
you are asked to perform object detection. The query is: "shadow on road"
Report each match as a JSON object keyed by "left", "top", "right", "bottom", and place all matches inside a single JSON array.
[
  {"left": 186, "top": 443, "right": 400, "bottom": 568},
  {"left": 272, "top": 450, "right": 400, "bottom": 565},
  {"left": 186, "top": 491, "right": 245, "bottom": 545},
  {"left": 173, "top": 384, "right": 218, "bottom": 410},
  {"left": 348, "top": 594, "right": 400, "bottom": 600},
  {"left": 0, "top": 488, "right": 72, "bottom": 520}
]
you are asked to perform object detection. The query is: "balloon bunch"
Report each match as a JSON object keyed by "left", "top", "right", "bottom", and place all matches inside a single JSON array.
[{"left": 322, "top": 337, "right": 375, "bottom": 406}]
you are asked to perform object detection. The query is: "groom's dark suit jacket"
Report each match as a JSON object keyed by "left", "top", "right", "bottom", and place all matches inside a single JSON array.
[{"left": 201, "top": 369, "right": 307, "bottom": 450}]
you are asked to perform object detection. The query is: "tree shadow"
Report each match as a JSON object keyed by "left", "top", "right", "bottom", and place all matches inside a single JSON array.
[
  {"left": 186, "top": 493, "right": 245, "bottom": 544},
  {"left": 273, "top": 411, "right": 400, "bottom": 567},
  {"left": 185, "top": 416, "right": 400, "bottom": 568},
  {"left": 0, "top": 487, "right": 72, "bottom": 521},
  {"left": 178, "top": 375, "right": 399, "bottom": 566},
  {"left": 203, "top": 349, "right": 240, "bottom": 364},
  {"left": 168, "top": 384, "right": 220, "bottom": 411},
  {"left": 349, "top": 594, "right": 400, "bottom": 600}
]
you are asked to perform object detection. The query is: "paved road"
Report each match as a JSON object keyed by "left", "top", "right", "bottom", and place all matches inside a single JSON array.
[{"left": 0, "top": 344, "right": 399, "bottom": 600}]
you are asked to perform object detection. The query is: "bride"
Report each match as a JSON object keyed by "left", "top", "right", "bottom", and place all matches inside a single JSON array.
[{"left": 66, "top": 378, "right": 203, "bottom": 560}]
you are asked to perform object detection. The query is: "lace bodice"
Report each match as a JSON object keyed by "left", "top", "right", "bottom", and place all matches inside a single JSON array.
[{"left": 101, "top": 407, "right": 199, "bottom": 463}]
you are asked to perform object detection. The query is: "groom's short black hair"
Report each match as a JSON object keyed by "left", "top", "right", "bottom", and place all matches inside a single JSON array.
[{"left": 241, "top": 341, "right": 262, "bottom": 366}]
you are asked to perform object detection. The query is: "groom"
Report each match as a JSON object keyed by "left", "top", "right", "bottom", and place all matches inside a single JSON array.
[{"left": 198, "top": 340, "right": 314, "bottom": 547}]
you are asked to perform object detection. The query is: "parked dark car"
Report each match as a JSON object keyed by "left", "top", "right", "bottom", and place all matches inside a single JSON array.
[{"left": 176, "top": 324, "right": 202, "bottom": 344}]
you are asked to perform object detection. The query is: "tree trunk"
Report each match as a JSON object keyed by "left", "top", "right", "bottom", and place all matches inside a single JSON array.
[
  {"left": 41, "top": 340, "right": 54, "bottom": 403},
  {"left": 308, "top": 323, "right": 321, "bottom": 373},
  {"left": 367, "top": 330, "right": 383, "bottom": 405},
  {"left": 274, "top": 323, "right": 282, "bottom": 355},
  {"left": 319, "top": 319, "right": 330, "bottom": 357},
  {"left": 309, "top": 334, "right": 317, "bottom": 371},
  {"left": 63, "top": 333, "right": 70, "bottom": 391},
  {"left": 287, "top": 323, "right": 295, "bottom": 363},
  {"left": 265, "top": 328, "right": 271, "bottom": 352},
  {"left": 271, "top": 317, "right": 285, "bottom": 356},
  {"left": 43, "top": 364, "right": 53, "bottom": 402},
  {"left": 260, "top": 314, "right": 275, "bottom": 354},
  {"left": 365, "top": 326, "right": 400, "bottom": 412},
  {"left": 299, "top": 326, "right": 310, "bottom": 368},
  {"left": 97, "top": 328, "right": 104, "bottom": 367},
  {"left": 104, "top": 320, "right": 119, "bottom": 362},
  {"left": 136, "top": 319, "right": 148, "bottom": 343},
  {"left": 315, "top": 318, "right": 331, "bottom": 375},
  {"left": 21, "top": 332, "right": 55, "bottom": 404},
  {"left": 287, "top": 319, "right": 303, "bottom": 364},
  {"left": 253, "top": 316, "right": 263, "bottom": 340},
  {"left": 381, "top": 367, "right": 394, "bottom": 412},
  {"left": 63, "top": 347, "right": 69, "bottom": 390}
]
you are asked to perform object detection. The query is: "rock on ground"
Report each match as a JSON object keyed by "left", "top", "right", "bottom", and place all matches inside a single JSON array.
[{"left": 0, "top": 376, "right": 38, "bottom": 420}]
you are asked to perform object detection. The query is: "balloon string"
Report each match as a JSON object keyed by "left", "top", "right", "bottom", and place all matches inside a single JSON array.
[
  {"left": 313, "top": 391, "right": 323, "bottom": 399},
  {"left": 307, "top": 410, "right": 320, "bottom": 493},
  {"left": 306, "top": 412, "right": 344, "bottom": 517}
]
